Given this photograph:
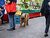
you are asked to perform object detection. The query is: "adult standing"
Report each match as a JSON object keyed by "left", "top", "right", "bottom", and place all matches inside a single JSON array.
[
  {"left": 5, "top": 0, "right": 17, "bottom": 31},
  {"left": 40, "top": 0, "right": 50, "bottom": 37}
]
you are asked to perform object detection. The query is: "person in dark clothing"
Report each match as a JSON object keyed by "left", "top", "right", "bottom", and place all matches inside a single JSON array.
[{"left": 40, "top": 0, "right": 50, "bottom": 37}]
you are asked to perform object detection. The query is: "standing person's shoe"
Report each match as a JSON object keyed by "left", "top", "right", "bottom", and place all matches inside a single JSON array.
[
  {"left": 13, "top": 27, "right": 15, "bottom": 30},
  {"left": 44, "top": 33, "right": 48, "bottom": 37},
  {"left": 7, "top": 28, "right": 14, "bottom": 31}
]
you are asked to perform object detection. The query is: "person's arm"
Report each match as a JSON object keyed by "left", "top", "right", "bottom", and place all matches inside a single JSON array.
[{"left": 40, "top": 0, "right": 47, "bottom": 16}]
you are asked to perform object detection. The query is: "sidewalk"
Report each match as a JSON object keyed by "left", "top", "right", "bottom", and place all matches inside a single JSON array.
[{"left": 0, "top": 16, "right": 50, "bottom": 38}]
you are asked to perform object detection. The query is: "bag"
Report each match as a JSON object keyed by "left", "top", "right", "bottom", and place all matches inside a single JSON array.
[{"left": 15, "top": 10, "right": 22, "bottom": 16}]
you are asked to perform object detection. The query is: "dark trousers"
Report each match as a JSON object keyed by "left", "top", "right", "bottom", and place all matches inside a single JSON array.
[{"left": 45, "top": 15, "right": 50, "bottom": 33}]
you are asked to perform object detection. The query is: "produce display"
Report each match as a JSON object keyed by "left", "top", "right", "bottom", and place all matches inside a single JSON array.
[{"left": 16, "top": 0, "right": 43, "bottom": 13}]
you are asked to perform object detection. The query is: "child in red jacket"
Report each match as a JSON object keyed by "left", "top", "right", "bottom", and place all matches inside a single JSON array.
[{"left": 5, "top": 0, "right": 16, "bottom": 31}]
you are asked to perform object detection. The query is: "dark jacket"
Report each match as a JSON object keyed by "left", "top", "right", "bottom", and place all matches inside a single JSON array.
[{"left": 40, "top": 0, "right": 50, "bottom": 16}]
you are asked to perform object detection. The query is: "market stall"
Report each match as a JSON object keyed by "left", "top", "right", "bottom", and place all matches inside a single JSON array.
[{"left": 3, "top": 0, "right": 43, "bottom": 23}]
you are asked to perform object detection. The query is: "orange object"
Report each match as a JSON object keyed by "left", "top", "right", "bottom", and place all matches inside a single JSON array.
[{"left": 5, "top": 2, "right": 16, "bottom": 13}]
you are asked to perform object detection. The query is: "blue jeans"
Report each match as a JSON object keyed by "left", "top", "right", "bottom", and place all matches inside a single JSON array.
[{"left": 8, "top": 13, "right": 15, "bottom": 29}]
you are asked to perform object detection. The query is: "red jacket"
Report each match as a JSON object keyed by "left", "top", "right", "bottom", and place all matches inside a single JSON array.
[{"left": 5, "top": 2, "right": 16, "bottom": 13}]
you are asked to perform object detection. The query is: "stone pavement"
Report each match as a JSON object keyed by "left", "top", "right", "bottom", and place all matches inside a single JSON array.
[{"left": 0, "top": 16, "right": 50, "bottom": 38}]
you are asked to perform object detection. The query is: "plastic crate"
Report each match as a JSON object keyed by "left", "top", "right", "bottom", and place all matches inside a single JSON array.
[{"left": 14, "top": 15, "right": 20, "bottom": 24}]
